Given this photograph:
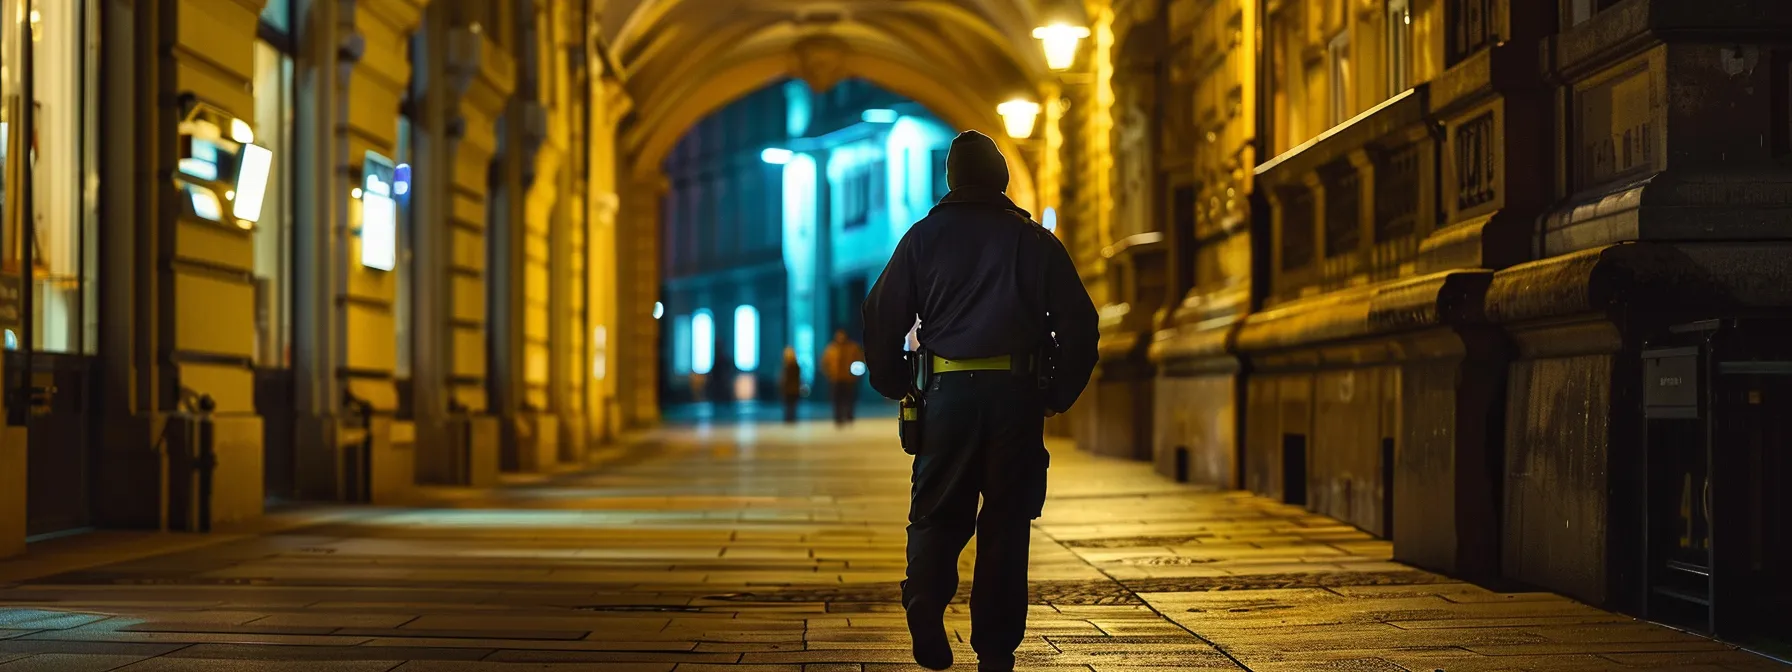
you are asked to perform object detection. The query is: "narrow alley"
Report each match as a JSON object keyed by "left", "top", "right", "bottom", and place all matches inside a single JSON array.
[{"left": 0, "top": 422, "right": 1780, "bottom": 671}]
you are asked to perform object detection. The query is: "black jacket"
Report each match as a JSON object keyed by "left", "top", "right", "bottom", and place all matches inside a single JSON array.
[{"left": 861, "top": 187, "right": 1099, "bottom": 414}]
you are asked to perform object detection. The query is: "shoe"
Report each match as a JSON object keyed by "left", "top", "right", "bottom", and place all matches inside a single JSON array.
[{"left": 905, "top": 603, "right": 952, "bottom": 670}]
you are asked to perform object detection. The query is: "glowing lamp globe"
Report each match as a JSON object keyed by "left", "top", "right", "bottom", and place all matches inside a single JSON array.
[
  {"left": 997, "top": 100, "right": 1042, "bottom": 140},
  {"left": 1032, "top": 24, "right": 1091, "bottom": 71}
]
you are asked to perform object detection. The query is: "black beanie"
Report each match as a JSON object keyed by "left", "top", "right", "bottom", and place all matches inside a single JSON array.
[{"left": 944, "top": 130, "right": 1009, "bottom": 192}]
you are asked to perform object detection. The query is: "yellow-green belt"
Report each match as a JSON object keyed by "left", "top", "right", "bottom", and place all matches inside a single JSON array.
[{"left": 931, "top": 354, "right": 1011, "bottom": 373}]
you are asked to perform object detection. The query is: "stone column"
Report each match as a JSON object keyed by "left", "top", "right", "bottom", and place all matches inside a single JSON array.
[
  {"left": 410, "top": 1, "right": 514, "bottom": 485},
  {"left": 292, "top": 0, "right": 429, "bottom": 503},
  {"left": 615, "top": 174, "right": 666, "bottom": 429},
  {"left": 352, "top": 0, "right": 431, "bottom": 504},
  {"left": 545, "top": 0, "right": 586, "bottom": 462},
  {"left": 93, "top": 0, "right": 267, "bottom": 530},
  {"left": 583, "top": 49, "right": 626, "bottom": 442}
]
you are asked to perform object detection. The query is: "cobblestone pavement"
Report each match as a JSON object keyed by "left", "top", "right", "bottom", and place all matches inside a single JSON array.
[{"left": 0, "top": 421, "right": 1784, "bottom": 671}]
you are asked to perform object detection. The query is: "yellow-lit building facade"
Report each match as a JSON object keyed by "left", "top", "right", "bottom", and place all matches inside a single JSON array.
[
  {"left": 0, "top": 0, "right": 633, "bottom": 555},
  {"left": 1061, "top": 0, "right": 1792, "bottom": 622}
]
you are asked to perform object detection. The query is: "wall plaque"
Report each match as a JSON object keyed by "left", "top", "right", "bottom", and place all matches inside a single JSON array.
[{"left": 1573, "top": 50, "right": 1665, "bottom": 193}]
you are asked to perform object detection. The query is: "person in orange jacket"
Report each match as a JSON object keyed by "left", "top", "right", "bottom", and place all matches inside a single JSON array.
[{"left": 820, "top": 330, "right": 867, "bottom": 426}]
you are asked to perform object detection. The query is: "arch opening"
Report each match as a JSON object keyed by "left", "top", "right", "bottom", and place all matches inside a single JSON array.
[{"left": 658, "top": 78, "right": 983, "bottom": 420}]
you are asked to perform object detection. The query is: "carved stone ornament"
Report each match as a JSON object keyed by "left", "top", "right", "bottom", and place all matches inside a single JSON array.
[{"left": 791, "top": 35, "right": 851, "bottom": 93}]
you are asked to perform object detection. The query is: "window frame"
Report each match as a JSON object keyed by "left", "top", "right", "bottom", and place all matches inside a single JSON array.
[
  {"left": 1387, "top": 0, "right": 1412, "bottom": 98},
  {"left": 1327, "top": 28, "right": 1352, "bottom": 128},
  {"left": 250, "top": 1, "right": 297, "bottom": 369}
]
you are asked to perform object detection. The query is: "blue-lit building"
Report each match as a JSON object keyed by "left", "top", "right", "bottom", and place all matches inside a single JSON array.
[{"left": 659, "top": 79, "right": 957, "bottom": 405}]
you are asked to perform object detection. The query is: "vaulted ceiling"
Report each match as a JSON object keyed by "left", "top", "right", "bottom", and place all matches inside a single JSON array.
[{"left": 603, "top": 0, "right": 1061, "bottom": 187}]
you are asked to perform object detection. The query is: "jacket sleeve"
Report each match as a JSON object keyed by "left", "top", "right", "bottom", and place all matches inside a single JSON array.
[
  {"left": 862, "top": 229, "right": 921, "bottom": 400},
  {"left": 1043, "top": 232, "right": 1100, "bottom": 414}
]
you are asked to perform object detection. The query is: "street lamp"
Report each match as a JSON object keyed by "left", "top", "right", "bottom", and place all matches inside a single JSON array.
[
  {"left": 760, "top": 147, "right": 794, "bottom": 164},
  {"left": 1032, "top": 24, "right": 1090, "bottom": 71},
  {"left": 997, "top": 100, "right": 1041, "bottom": 140}
]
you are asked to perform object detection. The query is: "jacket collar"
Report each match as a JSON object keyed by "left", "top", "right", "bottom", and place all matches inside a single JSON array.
[{"left": 935, "top": 186, "right": 1033, "bottom": 220}]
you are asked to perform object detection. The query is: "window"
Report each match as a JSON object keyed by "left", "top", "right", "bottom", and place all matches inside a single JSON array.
[
  {"left": 841, "top": 161, "right": 881, "bottom": 230},
  {"left": 1387, "top": 0, "right": 1412, "bottom": 96},
  {"left": 252, "top": 30, "right": 294, "bottom": 367},
  {"left": 1566, "top": 0, "right": 1622, "bottom": 28},
  {"left": 691, "top": 309, "right": 714, "bottom": 375},
  {"left": 672, "top": 314, "right": 693, "bottom": 376},
  {"left": 1328, "top": 29, "right": 1352, "bottom": 127},
  {"left": 1448, "top": 0, "right": 1495, "bottom": 64},
  {"left": 0, "top": 0, "right": 100, "bottom": 353},
  {"left": 733, "top": 305, "right": 759, "bottom": 372}
]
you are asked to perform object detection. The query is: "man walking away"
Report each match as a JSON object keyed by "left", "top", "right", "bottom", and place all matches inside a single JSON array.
[
  {"left": 862, "top": 129, "right": 1099, "bottom": 671},
  {"left": 779, "top": 347, "right": 803, "bottom": 424},
  {"left": 821, "top": 329, "right": 866, "bottom": 425}
]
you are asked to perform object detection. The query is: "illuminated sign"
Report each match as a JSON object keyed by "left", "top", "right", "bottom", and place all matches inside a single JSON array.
[
  {"left": 360, "top": 151, "right": 398, "bottom": 271},
  {"left": 233, "top": 144, "right": 273, "bottom": 223}
]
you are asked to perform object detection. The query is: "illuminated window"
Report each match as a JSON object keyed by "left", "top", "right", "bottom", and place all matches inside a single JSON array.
[
  {"left": 841, "top": 159, "right": 884, "bottom": 230},
  {"left": 692, "top": 309, "right": 715, "bottom": 375},
  {"left": 784, "top": 80, "right": 811, "bottom": 138},
  {"left": 1387, "top": 0, "right": 1412, "bottom": 97},
  {"left": 672, "top": 315, "right": 693, "bottom": 376},
  {"left": 1328, "top": 29, "right": 1352, "bottom": 127},
  {"left": 733, "top": 305, "right": 759, "bottom": 372}
]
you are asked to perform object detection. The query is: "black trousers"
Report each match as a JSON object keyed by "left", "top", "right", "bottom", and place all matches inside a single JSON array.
[
  {"left": 831, "top": 381, "right": 858, "bottom": 424},
  {"left": 782, "top": 394, "right": 799, "bottom": 423},
  {"left": 903, "top": 370, "right": 1049, "bottom": 664}
]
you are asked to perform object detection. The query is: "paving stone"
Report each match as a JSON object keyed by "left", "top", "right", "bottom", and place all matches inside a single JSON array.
[
  {"left": 335, "top": 628, "right": 589, "bottom": 641},
  {"left": 0, "top": 610, "right": 110, "bottom": 630},
  {"left": 1, "top": 424, "right": 1782, "bottom": 671},
  {"left": 165, "top": 643, "right": 489, "bottom": 662},
  {"left": 485, "top": 650, "right": 740, "bottom": 664},
  {"left": 0, "top": 640, "right": 187, "bottom": 657},
  {"left": 115, "top": 660, "right": 401, "bottom": 672},
  {"left": 391, "top": 664, "right": 672, "bottom": 672},
  {"left": 0, "top": 653, "right": 152, "bottom": 671}
]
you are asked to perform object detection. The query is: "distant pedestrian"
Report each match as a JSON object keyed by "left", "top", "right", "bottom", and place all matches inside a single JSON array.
[
  {"left": 779, "top": 347, "right": 803, "bottom": 423},
  {"left": 688, "top": 371, "right": 707, "bottom": 403},
  {"left": 821, "top": 330, "right": 866, "bottom": 426}
]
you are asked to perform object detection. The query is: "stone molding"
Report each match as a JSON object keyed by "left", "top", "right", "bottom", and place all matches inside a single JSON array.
[
  {"left": 1235, "top": 269, "right": 1495, "bottom": 355},
  {"left": 1486, "top": 241, "right": 1792, "bottom": 327}
]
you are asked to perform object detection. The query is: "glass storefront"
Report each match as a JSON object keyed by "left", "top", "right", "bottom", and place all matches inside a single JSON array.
[{"left": 0, "top": 0, "right": 99, "bottom": 355}]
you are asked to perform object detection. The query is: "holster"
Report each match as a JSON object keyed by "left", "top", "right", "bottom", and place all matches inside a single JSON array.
[{"left": 898, "top": 349, "right": 932, "bottom": 455}]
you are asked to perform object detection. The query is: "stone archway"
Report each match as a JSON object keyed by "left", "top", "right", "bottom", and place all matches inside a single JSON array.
[{"left": 601, "top": 2, "right": 1057, "bottom": 426}]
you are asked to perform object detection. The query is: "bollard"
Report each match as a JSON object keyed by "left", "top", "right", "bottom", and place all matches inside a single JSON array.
[{"left": 195, "top": 394, "right": 217, "bottom": 533}]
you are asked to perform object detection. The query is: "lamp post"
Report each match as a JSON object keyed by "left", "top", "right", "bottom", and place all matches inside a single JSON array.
[
  {"left": 996, "top": 99, "right": 1041, "bottom": 140},
  {"left": 1032, "top": 24, "right": 1091, "bottom": 71}
]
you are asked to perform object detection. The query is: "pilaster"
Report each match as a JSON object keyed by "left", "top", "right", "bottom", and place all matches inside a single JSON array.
[
  {"left": 410, "top": 2, "right": 514, "bottom": 486},
  {"left": 291, "top": 0, "right": 430, "bottom": 503},
  {"left": 616, "top": 174, "right": 666, "bottom": 429},
  {"left": 95, "top": 0, "right": 268, "bottom": 529}
]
